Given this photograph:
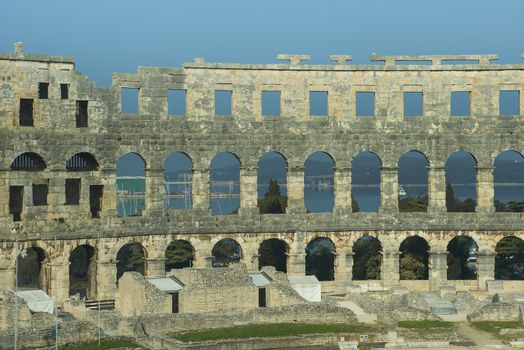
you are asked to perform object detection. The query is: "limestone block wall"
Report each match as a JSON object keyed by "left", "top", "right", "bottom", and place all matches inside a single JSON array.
[{"left": 115, "top": 272, "right": 171, "bottom": 317}]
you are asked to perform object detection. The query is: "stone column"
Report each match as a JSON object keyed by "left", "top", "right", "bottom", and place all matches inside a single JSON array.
[
  {"left": 334, "top": 167, "right": 352, "bottom": 215},
  {"left": 428, "top": 166, "right": 447, "bottom": 213},
  {"left": 380, "top": 167, "right": 399, "bottom": 213},
  {"left": 334, "top": 248, "right": 353, "bottom": 283},
  {"left": 476, "top": 167, "right": 495, "bottom": 213},
  {"left": 429, "top": 251, "right": 448, "bottom": 292},
  {"left": 477, "top": 252, "right": 495, "bottom": 290},
  {"left": 287, "top": 252, "right": 306, "bottom": 275},
  {"left": 48, "top": 258, "right": 69, "bottom": 304},
  {"left": 192, "top": 167, "right": 210, "bottom": 213},
  {"left": 0, "top": 259, "right": 15, "bottom": 291},
  {"left": 0, "top": 169, "right": 10, "bottom": 217},
  {"left": 382, "top": 250, "right": 400, "bottom": 287},
  {"left": 287, "top": 166, "right": 306, "bottom": 214},
  {"left": 145, "top": 167, "right": 165, "bottom": 213},
  {"left": 48, "top": 171, "right": 65, "bottom": 215},
  {"left": 192, "top": 241, "right": 213, "bottom": 268},
  {"left": 145, "top": 258, "right": 166, "bottom": 277},
  {"left": 101, "top": 168, "right": 118, "bottom": 218},
  {"left": 97, "top": 260, "right": 117, "bottom": 300},
  {"left": 239, "top": 165, "right": 258, "bottom": 216}
]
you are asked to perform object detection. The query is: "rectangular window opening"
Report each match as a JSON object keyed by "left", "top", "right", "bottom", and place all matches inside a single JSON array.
[
  {"left": 450, "top": 91, "right": 471, "bottom": 117},
  {"left": 32, "top": 182, "right": 48, "bottom": 206},
  {"left": 38, "top": 83, "right": 49, "bottom": 99},
  {"left": 90, "top": 185, "right": 103, "bottom": 218},
  {"left": 215, "top": 90, "right": 232, "bottom": 116},
  {"left": 121, "top": 87, "right": 139, "bottom": 114},
  {"left": 171, "top": 292, "right": 179, "bottom": 313},
  {"left": 9, "top": 186, "right": 24, "bottom": 222},
  {"left": 76, "top": 100, "right": 88, "bottom": 127},
  {"left": 168, "top": 89, "right": 186, "bottom": 116},
  {"left": 499, "top": 90, "right": 520, "bottom": 116},
  {"left": 356, "top": 92, "right": 375, "bottom": 117},
  {"left": 258, "top": 288, "right": 267, "bottom": 307},
  {"left": 60, "top": 84, "right": 69, "bottom": 99},
  {"left": 262, "top": 91, "right": 281, "bottom": 117},
  {"left": 19, "top": 99, "right": 34, "bottom": 126},
  {"left": 309, "top": 91, "right": 328, "bottom": 116},
  {"left": 404, "top": 92, "right": 423, "bottom": 117},
  {"left": 65, "top": 179, "right": 81, "bottom": 205}
]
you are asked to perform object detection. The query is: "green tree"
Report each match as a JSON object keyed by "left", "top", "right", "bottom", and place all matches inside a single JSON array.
[
  {"left": 258, "top": 239, "right": 287, "bottom": 272},
  {"left": 399, "top": 196, "right": 428, "bottom": 212},
  {"left": 351, "top": 195, "right": 360, "bottom": 212},
  {"left": 495, "top": 236, "right": 524, "bottom": 280},
  {"left": 258, "top": 179, "right": 287, "bottom": 214},
  {"left": 212, "top": 238, "right": 241, "bottom": 266},
  {"left": 447, "top": 237, "right": 476, "bottom": 280},
  {"left": 399, "top": 237, "right": 429, "bottom": 280},
  {"left": 353, "top": 237, "right": 381, "bottom": 280},
  {"left": 446, "top": 183, "right": 457, "bottom": 212},
  {"left": 165, "top": 240, "right": 194, "bottom": 271}
]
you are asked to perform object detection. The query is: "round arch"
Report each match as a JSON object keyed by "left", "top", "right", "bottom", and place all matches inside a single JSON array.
[
  {"left": 352, "top": 236, "right": 382, "bottom": 280},
  {"left": 495, "top": 236, "right": 524, "bottom": 280},
  {"left": 445, "top": 151, "right": 477, "bottom": 212},
  {"left": 352, "top": 151, "right": 382, "bottom": 212},
  {"left": 398, "top": 150, "right": 429, "bottom": 212},
  {"left": 11, "top": 152, "right": 47, "bottom": 171},
  {"left": 211, "top": 238, "right": 242, "bottom": 267},
  {"left": 494, "top": 151, "right": 524, "bottom": 212},
  {"left": 258, "top": 152, "right": 288, "bottom": 214},
  {"left": 69, "top": 244, "right": 97, "bottom": 298},
  {"left": 66, "top": 152, "right": 99, "bottom": 171},
  {"left": 17, "top": 247, "right": 47, "bottom": 290},
  {"left": 165, "top": 240, "right": 195, "bottom": 271},
  {"left": 258, "top": 239, "right": 288, "bottom": 272},
  {"left": 447, "top": 236, "right": 478, "bottom": 280},
  {"left": 399, "top": 236, "right": 429, "bottom": 280},
  {"left": 116, "top": 242, "right": 146, "bottom": 281},
  {"left": 306, "top": 237, "right": 335, "bottom": 281},
  {"left": 210, "top": 152, "right": 241, "bottom": 215},
  {"left": 116, "top": 152, "right": 146, "bottom": 217},
  {"left": 304, "top": 151, "right": 334, "bottom": 213},
  {"left": 164, "top": 152, "right": 193, "bottom": 210}
]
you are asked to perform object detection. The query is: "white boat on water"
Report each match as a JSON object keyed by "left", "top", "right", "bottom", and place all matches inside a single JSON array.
[{"left": 398, "top": 185, "right": 407, "bottom": 197}]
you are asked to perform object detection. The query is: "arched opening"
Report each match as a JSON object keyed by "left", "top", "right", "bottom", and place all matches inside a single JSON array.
[
  {"left": 116, "top": 152, "right": 146, "bottom": 217},
  {"left": 257, "top": 152, "right": 287, "bottom": 214},
  {"left": 304, "top": 152, "right": 334, "bottom": 213},
  {"left": 66, "top": 153, "right": 99, "bottom": 171},
  {"left": 306, "top": 237, "right": 335, "bottom": 281},
  {"left": 165, "top": 240, "right": 194, "bottom": 271},
  {"left": 352, "top": 236, "right": 382, "bottom": 280},
  {"left": 258, "top": 239, "right": 288, "bottom": 272},
  {"left": 11, "top": 152, "right": 46, "bottom": 171},
  {"left": 69, "top": 245, "right": 96, "bottom": 298},
  {"left": 212, "top": 238, "right": 242, "bottom": 267},
  {"left": 398, "top": 151, "right": 428, "bottom": 212},
  {"left": 447, "top": 236, "right": 478, "bottom": 280},
  {"left": 399, "top": 236, "right": 429, "bottom": 280},
  {"left": 352, "top": 152, "right": 381, "bottom": 212},
  {"left": 445, "top": 151, "right": 477, "bottom": 212},
  {"left": 116, "top": 242, "right": 146, "bottom": 281},
  {"left": 495, "top": 236, "right": 524, "bottom": 280},
  {"left": 210, "top": 152, "right": 240, "bottom": 215},
  {"left": 17, "top": 247, "right": 47, "bottom": 290},
  {"left": 164, "top": 152, "right": 193, "bottom": 209},
  {"left": 494, "top": 151, "right": 524, "bottom": 212}
]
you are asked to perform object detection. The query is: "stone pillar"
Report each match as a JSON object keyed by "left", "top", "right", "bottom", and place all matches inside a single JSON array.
[
  {"left": 429, "top": 251, "right": 448, "bottom": 291},
  {"left": 380, "top": 167, "right": 398, "bottom": 213},
  {"left": 382, "top": 250, "right": 400, "bottom": 286},
  {"left": 145, "top": 258, "right": 166, "bottom": 277},
  {"left": 145, "top": 167, "right": 165, "bottom": 213},
  {"left": 239, "top": 165, "right": 258, "bottom": 216},
  {"left": 48, "top": 258, "right": 69, "bottom": 304},
  {"left": 0, "top": 169, "right": 11, "bottom": 217},
  {"left": 192, "top": 242, "right": 213, "bottom": 268},
  {"left": 476, "top": 167, "right": 495, "bottom": 213},
  {"left": 428, "top": 166, "right": 447, "bottom": 213},
  {"left": 101, "top": 168, "right": 118, "bottom": 218},
  {"left": 48, "top": 172, "right": 65, "bottom": 215},
  {"left": 192, "top": 167, "right": 210, "bottom": 213},
  {"left": 287, "top": 252, "right": 306, "bottom": 275},
  {"left": 477, "top": 252, "right": 495, "bottom": 290},
  {"left": 97, "top": 260, "right": 117, "bottom": 300},
  {"left": 0, "top": 259, "right": 15, "bottom": 291},
  {"left": 334, "top": 248, "right": 353, "bottom": 283},
  {"left": 334, "top": 167, "right": 352, "bottom": 215},
  {"left": 287, "top": 166, "right": 306, "bottom": 214}
]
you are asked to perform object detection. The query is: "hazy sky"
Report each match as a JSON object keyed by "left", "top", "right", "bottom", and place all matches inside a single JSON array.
[{"left": 2, "top": 0, "right": 523, "bottom": 86}]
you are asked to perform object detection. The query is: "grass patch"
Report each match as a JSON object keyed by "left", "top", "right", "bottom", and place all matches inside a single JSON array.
[
  {"left": 170, "top": 323, "right": 364, "bottom": 342},
  {"left": 397, "top": 320, "right": 454, "bottom": 329},
  {"left": 60, "top": 339, "right": 141, "bottom": 350},
  {"left": 470, "top": 321, "right": 524, "bottom": 341}
]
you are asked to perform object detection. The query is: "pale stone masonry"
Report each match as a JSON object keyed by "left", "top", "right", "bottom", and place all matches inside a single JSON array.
[{"left": 0, "top": 43, "right": 523, "bottom": 304}]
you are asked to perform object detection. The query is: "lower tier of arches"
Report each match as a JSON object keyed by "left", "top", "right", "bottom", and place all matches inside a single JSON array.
[{"left": 3, "top": 230, "right": 523, "bottom": 304}]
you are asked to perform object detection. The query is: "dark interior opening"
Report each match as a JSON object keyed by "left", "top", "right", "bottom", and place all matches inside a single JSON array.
[
  {"left": 19, "top": 99, "right": 34, "bottom": 126},
  {"left": 32, "top": 183, "right": 48, "bottom": 206},
  {"left": 90, "top": 185, "right": 103, "bottom": 218},
  {"left": 38, "top": 83, "right": 49, "bottom": 99},
  {"left": 65, "top": 179, "right": 81, "bottom": 205},
  {"left": 60, "top": 84, "right": 69, "bottom": 99},
  {"left": 9, "top": 186, "right": 23, "bottom": 221},
  {"left": 258, "top": 288, "right": 267, "bottom": 307},
  {"left": 76, "top": 100, "right": 88, "bottom": 128},
  {"left": 171, "top": 292, "right": 179, "bottom": 313}
]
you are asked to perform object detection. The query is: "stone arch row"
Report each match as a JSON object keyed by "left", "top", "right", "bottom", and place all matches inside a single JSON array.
[
  {"left": 9, "top": 149, "right": 524, "bottom": 170},
  {"left": 15, "top": 234, "right": 524, "bottom": 300}
]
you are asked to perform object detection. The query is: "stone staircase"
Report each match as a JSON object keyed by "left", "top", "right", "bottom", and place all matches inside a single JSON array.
[
  {"left": 423, "top": 293, "right": 469, "bottom": 321},
  {"left": 333, "top": 298, "right": 378, "bottom": 324}
]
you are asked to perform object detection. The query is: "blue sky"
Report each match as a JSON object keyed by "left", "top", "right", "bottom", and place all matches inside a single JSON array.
[{"left": 2, "top": 0, "right": 523, "bottom": 86}]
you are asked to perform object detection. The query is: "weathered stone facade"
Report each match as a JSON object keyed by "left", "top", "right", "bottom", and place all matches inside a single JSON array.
[{"left": 0, "top": 43, "right": 523, "bottom": 304}]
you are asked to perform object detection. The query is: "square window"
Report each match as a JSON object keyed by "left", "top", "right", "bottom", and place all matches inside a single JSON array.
[
  {"left": 38, "top": 82, "right": 49, "bottom": 99},
  {"left": 60, "top": 84, "right": 69, "bottom": 99},
  {"left": 404, "top": 92, "right": 423, "bottom": 117},
  {"left": 215, "top": 90, "right": 232, "bottom": 116},
  {"left": 356, "top": 92, "right": 375, "bottom": 117},
  {"left": 499, "top": 90, "right": 520, "bottom": 116},
  {"left": 32, "top": 183, "right": 48, "bottom": 206},
  {"left": 65, "top": 179, "right": 81, "bottom": 205},
  {"left": 121, "top": 88, "right": 139, "bottom": 114},
  {"left": 309, "top": 91, "right": 328, "bottom": 116},
  {"left": 19, "top": 98, "right": 34, "bottom": 126},
  {"left": 451, "top": 91, "right": 471, "bottom": 116},
  {"left": 261, "top": 91, "right": 280, "bottom": 117},
  {"left": 76, "top": 101, "right": 88, "bottom": 127},
  {"left": 168, "top": 89, "right": 186, "bottom": 116}
]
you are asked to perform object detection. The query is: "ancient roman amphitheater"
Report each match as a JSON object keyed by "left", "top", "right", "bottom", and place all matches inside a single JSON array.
[{"left": 0, "top": 42, "right": 523, "bottom": 313}]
